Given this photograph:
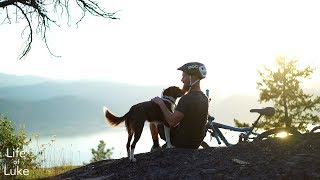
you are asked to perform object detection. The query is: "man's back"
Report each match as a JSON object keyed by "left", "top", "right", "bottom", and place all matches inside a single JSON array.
[{"left": 171, "top": 90, "right": 208, "bottom": 148}]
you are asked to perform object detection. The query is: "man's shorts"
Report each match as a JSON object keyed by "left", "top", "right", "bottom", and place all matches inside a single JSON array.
[{"left": 157, "top": 124, "right": 202, "bottom": 149}]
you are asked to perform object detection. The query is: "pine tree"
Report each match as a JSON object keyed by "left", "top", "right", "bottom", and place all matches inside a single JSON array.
[
  {"left": 90, "top": 140, "right": 113, "bottom": 163},
  {"left": 233, "top": 119, "right": 250, "bottom": 127},
  {"left": 257, "top": 56, "right": 320, "bottom": 131}
]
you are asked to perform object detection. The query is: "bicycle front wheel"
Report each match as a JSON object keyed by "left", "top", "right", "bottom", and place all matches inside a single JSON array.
[{"left": 257, "top": 127, "right": 302, "bottom": 140}]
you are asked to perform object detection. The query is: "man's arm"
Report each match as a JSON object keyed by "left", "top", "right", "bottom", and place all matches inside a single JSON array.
[{"left": 152, "top": 97, "right": 184, "bottom": 127}]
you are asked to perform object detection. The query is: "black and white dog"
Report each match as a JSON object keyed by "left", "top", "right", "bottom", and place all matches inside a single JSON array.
[{"left": 103, "top": 86, "right": 184, "bottom": 161}]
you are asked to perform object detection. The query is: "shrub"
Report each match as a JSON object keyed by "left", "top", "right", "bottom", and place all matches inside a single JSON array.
[{"left": 0, "top": 114, "right": 39, "bottom": 179}]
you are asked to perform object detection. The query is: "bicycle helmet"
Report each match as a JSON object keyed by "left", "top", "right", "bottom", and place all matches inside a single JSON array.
[{"left": 177, "top": 62, "right": 207, "bottom": 79}]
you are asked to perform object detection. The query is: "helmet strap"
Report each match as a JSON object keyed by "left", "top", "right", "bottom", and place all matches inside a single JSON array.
[{"left": 188, "top": 75, "right": 200, "bottom": 91}]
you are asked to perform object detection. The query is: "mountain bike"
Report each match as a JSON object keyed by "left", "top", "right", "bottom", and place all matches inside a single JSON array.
[{"left": 201, "top": 90, "right": 302, "bottom": 148}]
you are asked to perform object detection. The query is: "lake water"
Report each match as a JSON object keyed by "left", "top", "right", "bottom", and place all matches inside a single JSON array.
[{"left": 29, "top": 123, "right": 241, "bottom": 167}]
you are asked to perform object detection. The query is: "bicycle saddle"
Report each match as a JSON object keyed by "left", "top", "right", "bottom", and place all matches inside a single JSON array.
[{"left": 250, "top": 107, "right": 275, "bottom": 116}]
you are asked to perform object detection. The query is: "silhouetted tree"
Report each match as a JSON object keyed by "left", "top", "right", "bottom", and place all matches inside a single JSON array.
[
  {"left": 90, "top": 140, "right": 113, "bottom": 163},
  {"left": 233, "top": 119, "right": 249, "bottom": 127},
  {"left": 257, "top": 56, "right": 320, "bottom": 131},
  {"left": 0, "top": 0, "right": 118, "bottom": 59}
]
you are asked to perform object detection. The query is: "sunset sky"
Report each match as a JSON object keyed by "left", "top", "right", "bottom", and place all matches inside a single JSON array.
[{"left": 1, "top": 0, "right": 320, "bottom": 97}]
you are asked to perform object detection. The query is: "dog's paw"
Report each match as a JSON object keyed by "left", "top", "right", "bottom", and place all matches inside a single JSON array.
[
  {"left": 129, "top": 157, "right": 137, "bottom": 162},
  {"left": 166, "top": 144, "right": 175, "bottom": 149}
]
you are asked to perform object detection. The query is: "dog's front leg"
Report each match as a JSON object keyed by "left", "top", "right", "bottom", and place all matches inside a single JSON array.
[{"left": 164, "top": 125, "right": 175, "bottom": 148}]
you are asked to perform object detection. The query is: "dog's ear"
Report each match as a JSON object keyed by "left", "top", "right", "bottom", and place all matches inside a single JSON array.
[
  {"left": 174, "top": 86, "right": 184, "bottom": 98},
  {"left": 162, "top": 88, "right": 168, "bottom": 96}
]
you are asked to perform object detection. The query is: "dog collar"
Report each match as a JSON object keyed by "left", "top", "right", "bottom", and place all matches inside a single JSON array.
[{"left": 161, "top": 95, "right": 176, "bottom": 106}]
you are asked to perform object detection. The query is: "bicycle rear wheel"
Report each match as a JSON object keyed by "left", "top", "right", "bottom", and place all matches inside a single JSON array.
[
  {"left": 257, "top": 127, "right": 302, "bottom": 140},
  {"left": 310, "top": 126, "right": 320, "bottom": 133}
]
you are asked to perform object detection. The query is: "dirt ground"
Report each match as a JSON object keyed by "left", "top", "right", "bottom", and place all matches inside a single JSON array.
[{"left": 46, "top": 133, "right": 320, "bottom": 180}]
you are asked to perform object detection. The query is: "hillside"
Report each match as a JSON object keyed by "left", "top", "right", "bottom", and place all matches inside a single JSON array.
[
  {"left": 1, "top": 96, "right": 109, "bottom": 135},
  {"left": 46, "top": 133, "right": 320, "bottom": 179},
  {"left": 0, "top": 76, "right": 162, "bottom": 136}
]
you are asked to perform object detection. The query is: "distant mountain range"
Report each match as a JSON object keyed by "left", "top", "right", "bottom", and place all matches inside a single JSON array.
[
  {"left": 0, "top": 73, "right": 163, "bottom": 136},
  {"left": 1, "top": 73, "right": 319, "bottom": 137},
  {"left": 0, "top": 73, "right": 50, "bottom": 88}
]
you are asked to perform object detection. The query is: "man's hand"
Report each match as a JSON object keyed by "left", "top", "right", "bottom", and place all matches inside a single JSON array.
[
  {"left": 151, "top": 96, "right": 184, "bottom": 127},
  {"left": 151, "top": 97, "right": 165, "bottom": 106}
]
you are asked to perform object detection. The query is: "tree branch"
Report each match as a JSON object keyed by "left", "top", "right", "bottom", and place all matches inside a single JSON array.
[
  {"left": 0, "top": 0, "right": 17, "bottom": 8},
  {"left": 13, "top": 3, "right": 33, "bottom": 59},
  {"left": 1, "top": 0, "right": 119, "bottom": 59}
]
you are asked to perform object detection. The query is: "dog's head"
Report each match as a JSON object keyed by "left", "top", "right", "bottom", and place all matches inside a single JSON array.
[{"left": 162, "top": 86, "right": 184, "bottom": 99}]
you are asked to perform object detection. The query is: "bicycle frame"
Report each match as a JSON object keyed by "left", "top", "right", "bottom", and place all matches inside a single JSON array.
[
  {"left": 206, "top": 118, "right": 261, "bottom": 146},
  {"left": 205, "top": 89, "right": 263, "bottom": 146}
]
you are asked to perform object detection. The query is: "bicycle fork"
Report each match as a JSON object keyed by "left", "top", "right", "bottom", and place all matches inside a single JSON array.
[{"left": 206, "top": 122, "right": 232, "bottom": 147}]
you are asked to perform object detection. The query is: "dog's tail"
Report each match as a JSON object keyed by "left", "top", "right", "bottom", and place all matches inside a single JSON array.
[{"left": 103, "top": 106, "right": 127, "bottom": 126}]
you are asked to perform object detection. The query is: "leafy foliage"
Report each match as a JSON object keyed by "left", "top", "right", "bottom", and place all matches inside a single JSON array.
[
  {"left": 90, "top": 140, "right": 113, "bottom": 163},
  {"left": 233, "top": 119, "right": 250, "bottom": 127},
  {"left": 257, "top": 56, "right": 320, "bottom": 131},
  {"left": 0, "top": 114, "right": 40, "bottom": 179}
]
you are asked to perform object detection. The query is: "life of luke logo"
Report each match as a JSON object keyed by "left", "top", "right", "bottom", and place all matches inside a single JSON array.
[{"left": 2, "top": 148, "right": 29, "bottom": 176}]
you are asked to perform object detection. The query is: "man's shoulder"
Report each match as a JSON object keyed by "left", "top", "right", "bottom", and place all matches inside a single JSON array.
[
  {"left": 179, "top": 91, "right": 207, "bottom": 103},
  {"left": 183, "top": 91, "right": 206, "bottom": 99},
  {"left": 179, "top": 92, "right": 193, "bottom": 101}
]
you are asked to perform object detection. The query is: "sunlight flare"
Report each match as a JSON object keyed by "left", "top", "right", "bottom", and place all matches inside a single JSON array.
[{"left": 276, "top": 132, "right": 288, "bottom": 138}]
